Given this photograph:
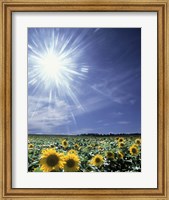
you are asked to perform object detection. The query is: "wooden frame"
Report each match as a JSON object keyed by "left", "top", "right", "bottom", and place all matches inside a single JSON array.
[{"left": 0, "top": 0, "right": 168, "bottom": 199}]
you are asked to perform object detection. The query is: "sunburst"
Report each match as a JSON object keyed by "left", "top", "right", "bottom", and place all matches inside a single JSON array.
[{"left": 28, "top": 28, "right": 89, "bottom": 105}]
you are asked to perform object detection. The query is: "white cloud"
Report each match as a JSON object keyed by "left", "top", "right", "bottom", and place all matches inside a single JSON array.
[
  {"left": 28, "top": 95, "right": 73, "bottom": 132},
  {"left": 28, "top": 93, "right": 109, "bottom": 133}
]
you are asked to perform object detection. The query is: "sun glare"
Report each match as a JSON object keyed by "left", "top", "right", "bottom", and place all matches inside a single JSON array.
[{"left": 40, "top": 52, "right": 63, "bottom": 80}]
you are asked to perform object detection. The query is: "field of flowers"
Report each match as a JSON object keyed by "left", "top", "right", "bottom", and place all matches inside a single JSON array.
[{"left": 28, "top": 135, "right": 141, "bottom": 172}]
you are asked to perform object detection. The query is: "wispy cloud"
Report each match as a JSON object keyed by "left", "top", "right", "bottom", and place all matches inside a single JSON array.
[
  {"left": 96, "top": 120, "right": 104, "bottom": 123},
  {"left": 103, "top": 123, "right": 110, "bottom": 126},
  {"left": 28, "top": 93, "right": 111, "bottom": 133},
  {"left": 91, "top": 68, "right": 140, "bottom": 105},
  {"left": 117, "top": 121, "right": 130, "bottom": 125},
  {"left": 74, "top": 128, "right": 94, "bottom": 134},
  {"left": 129, "top": 99, "right": 136, "bottom": 105},
  {"left": 112, "top": 112, "right": 123, "bottom": 116}
]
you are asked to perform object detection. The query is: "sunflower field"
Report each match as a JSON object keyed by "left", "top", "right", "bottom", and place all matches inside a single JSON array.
[{"left": 28, "top": 135, "right": 141, "bottom": 172}]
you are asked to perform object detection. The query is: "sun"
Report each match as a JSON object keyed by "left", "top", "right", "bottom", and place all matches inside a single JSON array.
[
  {"left": 41, "top": 52, "right": 63, "bottom": 79},
  {"left": 37, "top": 50, "right": 68, "bottom": 87}
]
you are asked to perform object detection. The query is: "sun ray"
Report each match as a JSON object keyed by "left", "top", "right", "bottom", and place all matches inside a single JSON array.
[{"left": 28, "top": 28, "right": 90, "bottom": 108}]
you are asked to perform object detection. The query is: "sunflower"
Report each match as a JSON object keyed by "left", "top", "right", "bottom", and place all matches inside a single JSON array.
[
  {"left": 40, "top": 148, "right": 65, "bottom": 172},
  {"left": 118, "top": 142, "right": 125, "bottom": 148},
  {"left": 98, "top": 146, "right": 103, "bottom": 151},
  {"left": 129, "top": 145, "right": 139, "bottom": 156},
  {"left": 62, "top": 139, "right": 68, "bottom": 148},
  {"left": 64, "top": 153, "right": 80, "bottom": 172},
  {"left": 68, "top": 149, "right": 78, "bottom": 154},
  {"left": 90, "top": 154, "right": 104, "bottom": 167},
  {"left": 74, "top": 143, "right": 79, "bottom": 149},
  {"left": 135, "top": 138, "right": 141, "bottom": 146},
  {"left": 118, "top": 151, "right": 124, "bottom": 159},
  {"left": 118, "top": 137, "right": 125, "bottom": 143},
  {"left": 106, "top": 151, "right": 114, "bottom": 159},
  {"left": 28, "top": 144, "right": 34, "bottom": 148}
]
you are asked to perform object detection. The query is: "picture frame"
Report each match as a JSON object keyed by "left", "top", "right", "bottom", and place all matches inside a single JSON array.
[{"left": 0, "top": 0, "right": 168, "bottom": 199}]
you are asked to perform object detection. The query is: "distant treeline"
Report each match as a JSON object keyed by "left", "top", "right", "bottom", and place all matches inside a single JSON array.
[{"left": 28, "top": 133, "right": 141, "bottom": 137}]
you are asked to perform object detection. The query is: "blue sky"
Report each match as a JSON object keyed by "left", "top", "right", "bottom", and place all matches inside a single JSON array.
[{"left": 28, "top": 28, "right": 141, "bottom": 134}]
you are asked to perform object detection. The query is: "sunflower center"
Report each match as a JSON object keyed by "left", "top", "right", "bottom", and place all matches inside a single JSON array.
[
  {"left": 119, "top": 154, "right": 122, "bottom": 158},
  {"left": 119, "top": 139, "right": 123, "bottom": 142},
  {"left": 95, "top": 158, "right": 101, "bottom": 163},
  {"left": 50, "top": 169, "right": 57, "bottom": 172},
  {"left": 108, "top": 152, "right": 112, "bottom": 157},
  {"left": 67, "top": 159, "right": 75, "bottom": 168},
  {"left": 132, "top": 148, "right": 137, "bottom": 153},
  {"left": 46, "top": 154, "right": 59, "bottom": 167},
  {"left": 64, "top": 141, "right": 67, "bottom": 145}
]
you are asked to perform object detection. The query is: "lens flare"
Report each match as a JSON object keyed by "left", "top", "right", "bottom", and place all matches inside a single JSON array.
[{"left": 28, "top": 28, "right": 90, "bottom": 105}]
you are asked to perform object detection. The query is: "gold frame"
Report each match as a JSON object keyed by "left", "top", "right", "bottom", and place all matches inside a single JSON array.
[{"left": 0, "top": 0, "right": 168, "bottom": 199}]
